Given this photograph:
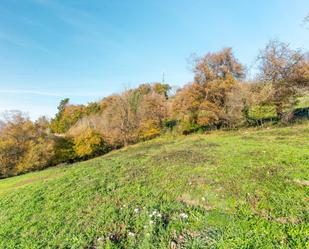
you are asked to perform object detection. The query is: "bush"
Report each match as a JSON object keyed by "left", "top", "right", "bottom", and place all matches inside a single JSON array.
[
  {"left": 139, "top": 120, "right": 161, "bottom": 140},
  {"left": 249, "top": 105, "right": 277, "bottom": 120},
  {"left": 73, "top": 129, "right": 110, "bottom": 159},
  {"left": 52, "top": 136, "right": 76, "bottom": 164},
  {"left": 177, "top": 121, "right": 201, "bottom": 135}
]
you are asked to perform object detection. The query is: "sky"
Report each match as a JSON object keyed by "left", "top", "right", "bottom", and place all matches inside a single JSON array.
[{"left": 0, "top": 0, "right": 308, "bottom": 119}]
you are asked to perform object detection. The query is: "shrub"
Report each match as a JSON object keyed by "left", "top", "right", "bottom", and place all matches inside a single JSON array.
[
  {"left": 73, "top": 129, "right": 109, "bottom": 159},
  {"left": 139, "top": 120, "right": 161, "bottom": 140},
  {"left": 52, "top": 136, "right": 76, "bottom": 164},
  {"left": 249, "top": 105, "right": 277, "bottom": 120}
]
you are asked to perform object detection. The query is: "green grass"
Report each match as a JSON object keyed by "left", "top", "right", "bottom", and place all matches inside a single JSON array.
[
  {"left": 297, "top": 95, "right": 309, "bottom": 109},
  {"left": 0, "top": 123, "right": 308, "bottom": 248}
]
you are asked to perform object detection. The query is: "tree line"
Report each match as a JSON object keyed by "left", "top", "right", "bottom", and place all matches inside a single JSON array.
[{"left": 0, "top": 40, "right": 308, "bottom": 178}]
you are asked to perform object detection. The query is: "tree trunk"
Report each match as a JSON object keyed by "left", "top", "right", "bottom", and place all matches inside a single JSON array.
[{"left": 275, "top": 103, "right": 284, "bottom": 120}]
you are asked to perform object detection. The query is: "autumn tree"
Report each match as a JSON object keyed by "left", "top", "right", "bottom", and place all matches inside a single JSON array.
[
  {"left": 173, "top": 48, "right": 246, "bottom": 130},
  {"left": 0, "top": 112, "right": 35, "bottom": 177},
  {"left": 73, "top": 128, "right": 109, "bottom": 159},
  {"left": 257, "top": 40, "right": 309, "bottom": 119},
  {"left": 50, "top": 99, "right": 101, "bottom": 134},
  {"left": 152, "top": 83, "right": 171, "bottom": 99},
  {"left": 66, "top": 83, "right": 170, "bottom": 146},
  {"left": 172, "top": 83, "right": 205, "bottom": 126},
  {"left": 0, "top": 112, "right": 54, "bottom": 177},
  {"left": 193, "top": 47, "right": 245, "bottom": 84},
  {"left": 137, "top": 83, "right": 171, "bottom": 99},
  {"left": 139, "top": 92, "right": 168, "bottom": 139},
  {"left": 102, "top": 90, "right": 143, "bottom": 146}
]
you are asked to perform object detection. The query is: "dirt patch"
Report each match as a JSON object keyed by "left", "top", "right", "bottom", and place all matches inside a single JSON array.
[
  {"left": 151, "top": 149, "right": 210, "bottom": 167},
  {"left": 293, "top": 179, "right": 309, "bottom": 187},
  {"left": 251, "top": 208, "right": 300, "bottom": 225},
  {"left": 178, "top": 193, "right": 213, "bottom": 211},
  {"left": 132, "top": 140, "right": 176, "bottom": 152},
  {"left": 125, "top": 151, "right": 149, "bottom": 160},
  {"left": 205, "top": 142, "right": 220, "bottom": 147},
  {"left": 274, "top": 136, "right": 287, "bottom": 140},
  {"left": 189, "top": 139, "right": 220, "bottom": 149},
  {"left": 249, "top": 165, "right": 280, "bottom": 182}
]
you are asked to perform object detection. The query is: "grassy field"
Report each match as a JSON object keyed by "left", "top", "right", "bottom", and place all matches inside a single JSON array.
[{"left": 0, "top": 123, "right": 308, "bottom": 249}]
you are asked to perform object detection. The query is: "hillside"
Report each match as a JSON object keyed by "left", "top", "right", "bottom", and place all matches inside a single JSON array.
[{"left": 0, "top": 123, "right": 308, "bottom": 248}]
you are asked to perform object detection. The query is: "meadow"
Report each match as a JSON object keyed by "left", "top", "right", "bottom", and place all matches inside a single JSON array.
[{"left": 0, "top": 122, "right": 308, "bottom": 248}]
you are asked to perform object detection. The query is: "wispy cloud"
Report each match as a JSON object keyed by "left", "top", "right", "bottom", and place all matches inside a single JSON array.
[
  {"left": 31, "top": 0, "right": 122, "bottom": 48},
  {"left": 0, "top": 31, "right": 51, "bottom": 54},
  {"left": 0, "top": 89, "right": 62, "bottom": 97},
  {"left": 33, "top": 0, "right": 95, "bottom": 29},
  {"left": 0, "top": 89, "right": 108, "bottom": 98}
]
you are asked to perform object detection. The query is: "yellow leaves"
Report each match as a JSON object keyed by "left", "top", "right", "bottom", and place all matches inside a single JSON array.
[
  {"left": 197, "top": 101, "right": 220, "bottom": 126},
  {"left": 0, "top": 112, "right": 56, "bottom": 177},
  {"left": 193, "top": 47, "right": 245, "bottom": 84},
  {"left": 73, "top": 128, "right": 104, "bottom": 158},
  {"left": 139, "top": 120, "right": 161, "bottom": 140},
  {"left": 17, "top": 138, "right": 55, "bottom": 173}
]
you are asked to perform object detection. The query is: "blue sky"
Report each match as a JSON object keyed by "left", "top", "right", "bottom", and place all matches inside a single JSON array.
[{"left": 0, "top": 0, "right": 308, "bottom": 119}]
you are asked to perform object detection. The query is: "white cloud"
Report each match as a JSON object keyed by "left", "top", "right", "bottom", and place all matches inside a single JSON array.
[
  {"left": 0, "top": 89, "right": 108, "bottom": 97},
  {"left": 0, "top": 31, "right": 51, "bottom": 54}
]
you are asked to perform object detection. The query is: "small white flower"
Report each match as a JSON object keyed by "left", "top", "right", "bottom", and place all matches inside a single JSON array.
[
  {"left": 134, "top": 208, "right": 139, "bottom": 213},
  {"left": 128, "top": 232, "right": 135, "bottom": 237},
  {"left": 149, "top": 220, "right": 154, "bottom": 224},
  {"left": 179, "top": 213, "right": 188, "bottom": 219},
  {"left": 157, "top": 213, "right": 162, "bottom": 218},
  {"left": 97, "top": 237, "right": 104, "bottom": 242}
]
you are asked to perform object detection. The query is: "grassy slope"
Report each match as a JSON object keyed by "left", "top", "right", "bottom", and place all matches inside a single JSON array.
[{"left": 0, "top": 123, "right": 308, "bottom": 249}]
